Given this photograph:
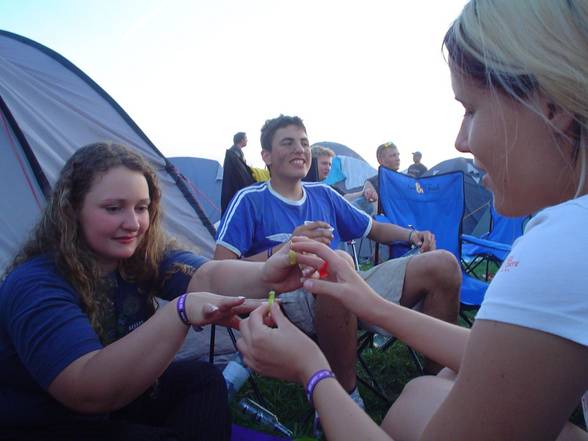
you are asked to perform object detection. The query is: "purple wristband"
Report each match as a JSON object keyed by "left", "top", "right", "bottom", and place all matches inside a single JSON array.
[
  {"left": 305, "top": 369, "right": 336, "bottom": 407},
  {"left": 176, "top": 293, "right": 191, "bottom": 326}
]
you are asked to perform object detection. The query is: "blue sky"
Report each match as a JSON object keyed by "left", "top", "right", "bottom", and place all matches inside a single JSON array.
[{"left": 1, "top": 0, "right": 469, "bottom": 169}]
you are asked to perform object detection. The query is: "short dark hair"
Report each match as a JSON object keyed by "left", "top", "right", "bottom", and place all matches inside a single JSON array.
[
  {"left": 260, "top": 115, "right": 306, "bottom": 151},
  {"left": 233, "top": 132, "right": 247, "bottom": 145}
]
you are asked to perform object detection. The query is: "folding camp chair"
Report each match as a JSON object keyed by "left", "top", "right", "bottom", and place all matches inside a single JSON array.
[
  {"left": 462, "top": 203, "right": 526, "bottom": 281},
  {"left": 375, "top": 166, "right": 490, "bottom": 324}
]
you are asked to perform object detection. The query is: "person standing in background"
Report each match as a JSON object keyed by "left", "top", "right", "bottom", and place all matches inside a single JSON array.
[{"left": 407, "top": 151, "right": 428, "bottom": 177}]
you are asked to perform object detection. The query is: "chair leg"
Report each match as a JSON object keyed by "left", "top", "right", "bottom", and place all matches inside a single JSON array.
[
  {"left": 356, "top": 331, "right": 424, "bottom": 405},
  {"left": 459, "top": 307, "right": 475, "bottom": 327},
  {"left": 208, "top": 324, "right": 216, "bottom": 364},
  {"left": 407, "top": 346, "right": 424, "bottom": 376},
  {"left": 357, "top": 353, "right": 393, "bottom": 406}
]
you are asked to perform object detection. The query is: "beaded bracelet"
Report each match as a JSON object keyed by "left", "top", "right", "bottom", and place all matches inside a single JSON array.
[{"left": 305, "top": 369, "right": 336, "bottom": 407}]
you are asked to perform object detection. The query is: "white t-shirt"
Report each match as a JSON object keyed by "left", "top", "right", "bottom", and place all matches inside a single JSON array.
[{"left": 476, "top": 194, "right": 588, "bottom": 346}]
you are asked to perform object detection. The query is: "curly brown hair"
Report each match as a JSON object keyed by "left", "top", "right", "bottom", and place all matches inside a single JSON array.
[{"left": 6, "top": 142, "right": 170, "bottom": 342}]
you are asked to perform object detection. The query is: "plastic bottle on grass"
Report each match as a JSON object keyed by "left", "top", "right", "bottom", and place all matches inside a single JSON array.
[{"left": 222, "top": 353, "right": 251, "bottom": 400}]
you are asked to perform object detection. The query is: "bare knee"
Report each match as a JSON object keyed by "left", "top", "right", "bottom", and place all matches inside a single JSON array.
[
  {"left": 413, "top": 250, "right": 461, "bottom": 293},
  {"left": 382, "top": 375, "right": 454, "bottom": 440}
]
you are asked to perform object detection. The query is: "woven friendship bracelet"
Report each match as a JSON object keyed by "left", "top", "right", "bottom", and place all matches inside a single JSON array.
[{"left": 305, "top": 369, "right": 336, "bottom": 407}]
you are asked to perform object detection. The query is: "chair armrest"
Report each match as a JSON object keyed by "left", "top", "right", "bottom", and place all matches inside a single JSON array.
[{"left": 461, "top": 234, "right": 512, "bottom": 253}]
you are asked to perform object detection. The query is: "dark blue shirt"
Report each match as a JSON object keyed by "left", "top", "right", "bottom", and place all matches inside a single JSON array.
[{"left": 0, "top": 250, "right": 206, "bottom": 427}]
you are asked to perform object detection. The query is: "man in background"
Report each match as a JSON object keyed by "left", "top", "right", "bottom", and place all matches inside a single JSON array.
[
  {"left": 345, "top": 141, "right": 401, "bottom": 215},
  {"left": 311, "top": 145, "right": 335, "bottom": 181},
  {"left": 407, "top": 150, "right": 428, "bottom": 177},
  {"left": 221, "top": 132, "right": 255, "bottom": 215}
]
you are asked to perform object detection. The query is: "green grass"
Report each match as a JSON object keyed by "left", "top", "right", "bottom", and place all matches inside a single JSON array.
[{"left": 230, "top": 337, "right": 423, "bottom": 440}]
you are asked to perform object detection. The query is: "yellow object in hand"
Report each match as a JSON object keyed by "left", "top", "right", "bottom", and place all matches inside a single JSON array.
[
  {"left": 287, "top": 250, "right": 297, "bottom": 266},
  {"left": 268, "top": 290, "right": 276, "bottom": 306}
]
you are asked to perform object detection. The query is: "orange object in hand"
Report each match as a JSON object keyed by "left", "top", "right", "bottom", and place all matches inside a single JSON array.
[{"left": 318, "top": 261, "right": 329, "bottom": 279}]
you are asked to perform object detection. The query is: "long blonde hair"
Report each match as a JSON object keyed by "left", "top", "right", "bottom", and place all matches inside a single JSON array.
[
  {"left": 444, "top": 0, "right": 588, "bottom": 196},
  {"left": 6, "top": 142, "right": 170, "bottom": 341}
]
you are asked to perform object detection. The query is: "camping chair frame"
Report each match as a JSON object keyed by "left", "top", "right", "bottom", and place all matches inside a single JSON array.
[{"left": 346, "top": 240, "right": 425, "bottom": 405}]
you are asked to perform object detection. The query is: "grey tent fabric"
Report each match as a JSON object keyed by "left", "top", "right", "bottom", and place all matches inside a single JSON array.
[
  {"left": 0, "top": 109, "right": 45, "bottom": 271},
  {"left": 314, "top": 140, "right": 369, "bottom": 163},
  {"left": 0, "top": 30, "right": 216, "bottom": 273},
  {"left": 169, "top": 157, "right": 223, "bottom": 225}
]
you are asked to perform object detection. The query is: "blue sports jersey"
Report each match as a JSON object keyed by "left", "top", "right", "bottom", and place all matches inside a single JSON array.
[{"left": 216, "top": 181, "right": 372, "bottom": 257}]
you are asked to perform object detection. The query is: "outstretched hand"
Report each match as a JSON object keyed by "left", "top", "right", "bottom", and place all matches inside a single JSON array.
[
  {"left": 290, "top": 239, "right": 386, "bottom": 323},
  {"left": 261, "top": 238, "right": 325, "bottom": 293},
  {"left": 185, "top": 293, "right": 262, "bottom": 330},
  {"left": 237, "top": 302, "right": 330, "bottom": 384}
]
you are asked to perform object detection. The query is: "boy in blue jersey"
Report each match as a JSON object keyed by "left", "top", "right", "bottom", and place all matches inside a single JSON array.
[{"left": 215, "top": 115, "right": 461, "bottom": 384}]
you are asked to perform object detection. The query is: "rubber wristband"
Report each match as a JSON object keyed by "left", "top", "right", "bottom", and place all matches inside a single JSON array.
[
  {"left": 306, "top": 369, "right": 336, "bottom": 407},
  {"left": 176, "top": 293, "right": 191, "bottom": 326}
]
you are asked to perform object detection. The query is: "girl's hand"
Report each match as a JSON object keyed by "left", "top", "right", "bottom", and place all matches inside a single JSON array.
[
  {"left": 261, "top": 237, "right": 325, "bottom": 293},
  {"left": 291, "top": 240, "right": 385, "bottom": 322},
  {"left": 237, "top": 302, "right": 330, "bottom": 384},
  {"left": 185, "top": 293, "right": 262, "bottom": 330}
]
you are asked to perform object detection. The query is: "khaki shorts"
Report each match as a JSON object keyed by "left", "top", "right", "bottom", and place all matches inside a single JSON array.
[{"left": 280, "top": 255, "right": 412, "bottom": 336}]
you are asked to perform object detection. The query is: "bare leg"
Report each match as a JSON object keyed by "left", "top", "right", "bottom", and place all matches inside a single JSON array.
[
  {"left": 314, "top": 249, "right": 358, "bottom": 392},
  {"left": 382, "top": 374, "right": 455, "bottom": 441},
  {"left": 315, "top": 295, "right": 357, "bottom": 392},
  {"left": 400, "top": 250, "right": 461, "bottom": 373},
  {"left": 383, "top": 369, "right": 588, "bottom": 441}
]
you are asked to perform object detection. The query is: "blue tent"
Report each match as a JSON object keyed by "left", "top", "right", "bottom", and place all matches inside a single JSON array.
[{"left": 169, "top": 157, "right": 223, "bottom": 225}]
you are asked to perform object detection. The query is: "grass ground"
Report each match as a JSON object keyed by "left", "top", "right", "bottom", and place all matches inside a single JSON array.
[{"left": 230, "top": 337, "right": 422, "bottom": 440}]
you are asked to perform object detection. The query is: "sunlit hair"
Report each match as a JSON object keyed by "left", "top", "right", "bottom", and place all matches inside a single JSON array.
[
  {"left": 444, "top": 0, "right": 588, "bottom": 197},
  {"left": 311, "top": 145, "right": 335, "bottom": 159},
  {"left": 376, "top": 142, "right": 398, "bottom": 163},
  {"left": 5, "top": 142, "right": 170, "bottom": 342},
  {"left": 260, "top": 114, "right": 306, "bottom": 151}
]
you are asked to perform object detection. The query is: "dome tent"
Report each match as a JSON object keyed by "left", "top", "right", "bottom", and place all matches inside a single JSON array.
[
  {"left": 313, "top": 141, "right": 377, "bottom": 193},
  {"left": 0, "top": 30, "right": 217, "bottom": 273}
]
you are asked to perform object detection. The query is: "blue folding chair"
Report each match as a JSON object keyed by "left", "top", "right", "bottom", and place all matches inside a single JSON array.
[
  {"left": 375, "top": 166, "right": 489, "bottom": 323},
  {"left": 462, "top": 203, "right": 526, "bottom": 281}
]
